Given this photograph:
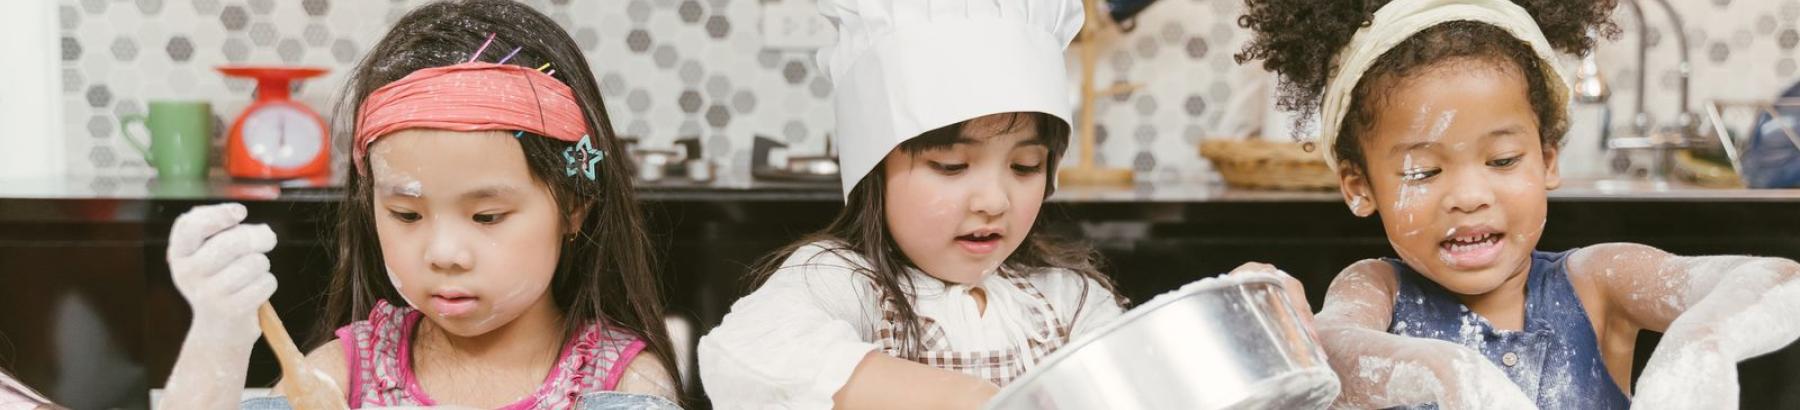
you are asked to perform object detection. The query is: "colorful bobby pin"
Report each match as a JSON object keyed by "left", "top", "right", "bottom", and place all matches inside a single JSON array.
[
  {"left": 497, "top": 46, "right": 523, "bottom": 65},
  {"left": 468, "top": 32, "right": 497, "bottom": 63},
  {"left": 464, "top": 34, "right": 595, "bottom": 181}
]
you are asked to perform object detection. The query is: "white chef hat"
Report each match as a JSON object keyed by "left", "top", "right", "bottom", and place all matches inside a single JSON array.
[{"left": 817, "top": 0, "right": 1084, "bottom": 200}]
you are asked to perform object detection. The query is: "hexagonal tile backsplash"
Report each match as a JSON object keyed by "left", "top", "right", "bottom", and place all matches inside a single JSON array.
[
  {"left": 59, "top": 0, "right": 1800, "bottom": 185},
  {"left": 61, "top": 0, "right": 832, "bottom": 184}
]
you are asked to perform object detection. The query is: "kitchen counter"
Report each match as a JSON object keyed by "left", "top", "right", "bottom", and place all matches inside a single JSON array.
[
  {"left": 3, "top": 173, "right": 1797, "bottom": 407},
  {"left": 1, "top": 174, "right": 1795, "bottom": 205}
]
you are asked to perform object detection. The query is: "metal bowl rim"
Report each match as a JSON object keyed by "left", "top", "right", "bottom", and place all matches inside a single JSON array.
[{"left": 988, "top": 274, "right": 1291, "bottom": 404}]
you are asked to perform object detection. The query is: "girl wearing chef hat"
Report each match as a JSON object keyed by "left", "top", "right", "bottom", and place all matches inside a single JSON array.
[
  {"left": 1238, "top": 0, "right": 1800, "bottom": 408},
  {"left": 697, "top": 0, "right": 1129, "bottom": 407}
]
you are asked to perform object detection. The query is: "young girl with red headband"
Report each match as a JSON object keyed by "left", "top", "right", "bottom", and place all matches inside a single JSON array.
[{"left": 154, "top": 1, "right": 681, "bottom": 408}]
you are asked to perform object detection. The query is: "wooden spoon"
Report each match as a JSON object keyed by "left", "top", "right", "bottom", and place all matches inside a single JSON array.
[{"left": 258, "top": 302, "right": 349, "bottom": 410}]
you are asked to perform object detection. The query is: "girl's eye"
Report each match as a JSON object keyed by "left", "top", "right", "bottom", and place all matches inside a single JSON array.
[
  {"left": 1400, "top": 168, "right": 1440, "bottom": 182},
  {"left": 1489, "top": 156, "right": 1522, "bottom": 168},
  {"left": 928, "top": 161, "right": 968, "bottom": 174},
  {"left": 389, "top": 210, "right": 422, "bottom": 223},
  {"left": 473, "top": 213, "right": 508, "bottom": 224},
  {"left": 1012, "top": 163, "right": 1045, "bottom": 175}
]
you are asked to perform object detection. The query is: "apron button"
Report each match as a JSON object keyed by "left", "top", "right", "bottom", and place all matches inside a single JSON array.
[{"left": 1502, "top": 352, "right": 1520, "bottom": 367}]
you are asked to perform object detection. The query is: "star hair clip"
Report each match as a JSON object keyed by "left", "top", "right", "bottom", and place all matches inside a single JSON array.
[{"left": 564, "top": 134, "right": 605, "bottom": 181}]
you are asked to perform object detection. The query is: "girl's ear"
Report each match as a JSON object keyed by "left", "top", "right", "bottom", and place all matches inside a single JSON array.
[
  {"left": 1541, "top": 145, "right": 1563, "bottom": 190},
  {"left": 566, "top": 200, "right": 594, "bottom": 235},
  {"left": 1338, "top": 162, "right": 1377, "bottom": 217}
]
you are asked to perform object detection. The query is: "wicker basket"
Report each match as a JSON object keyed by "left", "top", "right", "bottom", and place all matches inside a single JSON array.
[{"left": 1199, "top": 138, "right": 1339, "bottom": 190}]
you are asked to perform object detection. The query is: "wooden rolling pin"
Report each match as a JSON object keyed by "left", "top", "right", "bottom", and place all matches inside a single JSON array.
[{"left": 257, "top": 303, "right": 349, "bottom": 410}]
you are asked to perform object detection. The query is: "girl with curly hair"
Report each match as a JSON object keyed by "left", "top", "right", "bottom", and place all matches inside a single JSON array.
[{"left": 1237, "top": 0, "right": 1800, "bottom": 408}]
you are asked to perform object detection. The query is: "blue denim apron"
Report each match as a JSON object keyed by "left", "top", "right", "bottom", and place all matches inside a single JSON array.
[{"left": 1385, "top": 249, "right": 1629, "bottom": 409}]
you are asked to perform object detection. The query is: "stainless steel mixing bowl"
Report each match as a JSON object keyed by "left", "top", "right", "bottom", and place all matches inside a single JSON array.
[{"left": 986, "top": 274, "right": 1339, "bottom": 410}]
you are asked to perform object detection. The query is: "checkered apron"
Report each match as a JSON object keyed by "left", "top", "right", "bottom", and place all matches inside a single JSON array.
[{"left": 873, "top": 272, "right": 1072, "bottom": 387}]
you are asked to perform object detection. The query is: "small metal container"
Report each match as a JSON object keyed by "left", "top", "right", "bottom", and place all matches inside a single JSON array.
[
  {"left": 633, "top": 149, "right": 681, "bottom": 182},
  {"left": 685, "top": 158, "right": 715, "bottom": 182},
  {"left": 786, "top": 155, "right": 839, "bottom": 176},
  {"left": 986, "top": 274, "right": 1339, "bottom": 410}
]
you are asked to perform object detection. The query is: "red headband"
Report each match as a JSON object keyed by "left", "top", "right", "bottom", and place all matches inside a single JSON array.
[{"left": 353, "top": 62, "right": 589, "bottom": 174}]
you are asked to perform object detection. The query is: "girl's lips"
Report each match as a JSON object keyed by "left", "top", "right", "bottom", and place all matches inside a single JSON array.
[
  {"left": 430, "top": 295, "right": 479, "bottom": 317},
  {"left": 956, "top": 237, "right": 1000, "bottom": 254}
]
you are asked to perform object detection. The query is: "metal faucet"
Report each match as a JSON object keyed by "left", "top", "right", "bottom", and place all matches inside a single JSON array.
[
  {"left": 1571, "top": 31, "right": 1615, "bottom": 162},
  {"left": 1572, "top": 30, "right": 1610, "bottom": 105},
  {"left": 1610, "top": 0, "right": 1701, "bottom": 180},
  {"left": 1623, "top": 0, "right": 1695, "bottom": 133}
]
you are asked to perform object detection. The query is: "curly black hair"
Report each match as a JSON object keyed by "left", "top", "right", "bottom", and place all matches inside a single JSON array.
[{"left": 1235, "top": 0, "right": 1617, "bottom": 172}]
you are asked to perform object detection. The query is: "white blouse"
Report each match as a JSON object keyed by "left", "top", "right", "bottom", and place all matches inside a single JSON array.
[{"left": 698, "top": 241, "right": 1124, "bottom": 409}]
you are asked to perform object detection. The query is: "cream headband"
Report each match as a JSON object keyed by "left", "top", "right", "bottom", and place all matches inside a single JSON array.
[{"left": 1318, "top": 0, "right": 1571, "bottom": 171}]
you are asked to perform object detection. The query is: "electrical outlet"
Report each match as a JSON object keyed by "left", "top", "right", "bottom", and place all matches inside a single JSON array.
[{"left": 761, "top": 2, "right": 835, "bottom": 50}]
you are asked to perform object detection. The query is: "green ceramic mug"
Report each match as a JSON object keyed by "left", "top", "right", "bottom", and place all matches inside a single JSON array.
[{"left": 119, "top": 101, "right": 212, "bottom": 179}]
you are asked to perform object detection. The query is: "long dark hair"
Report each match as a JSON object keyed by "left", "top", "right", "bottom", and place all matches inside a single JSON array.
[
  {"left": 312, "top": 0, "right": 680, "bottom": 398},
  {"left": 1235, "top": 0, "right": 1617, "bottom": 172},
  {"left": 746, "top": 112, "right": 1124, "bottom": 357}
]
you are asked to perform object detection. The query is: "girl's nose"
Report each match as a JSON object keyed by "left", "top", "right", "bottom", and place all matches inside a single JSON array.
[
  {"left": 422, "top": 217, "right": 474, "bottom": 273},
  {"left": 968, "top": 170, "right": 1011, "bottom": 217},
  {"left": 1442, "top": 169, "right": 1495, "bottom": 214}
]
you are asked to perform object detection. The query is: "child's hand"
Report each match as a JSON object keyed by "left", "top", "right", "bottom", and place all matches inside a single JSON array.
[
  {"left": 159, "top": 204, "right": 281, "bottom": 410},
  {"left": 1226, "top": 262, "right": 1316, "bottom": 329},
  {"left": 967, "top": 380, "right": 1001, "bottom": 409},
  {"left": 166, "top": 202, "right": 279, "bottom": 345},
  {"left": 1423, "top": 343, "right": 1536, "bottom": 410},
  {"left": 1632, "top": 336, "right": 1738, "bottom": 409}
]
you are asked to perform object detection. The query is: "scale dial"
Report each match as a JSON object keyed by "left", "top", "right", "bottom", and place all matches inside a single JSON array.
[{"left": 240, "top": 104, "right": 324, "bottom": 169}]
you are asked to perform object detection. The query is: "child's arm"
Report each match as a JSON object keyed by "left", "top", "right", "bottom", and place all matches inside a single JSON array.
[
  {"left": 157, "top": 204, "right": 281, "bottom": 410},
  {"left": 830, "top": 351, "right": 998, "bottom": 409},
  {"left": 698, "top": 246, "right": 997, "bottom": 409},
  {"left": 702, "top": 303, "right": 998, "bottom": 409},
  {"left": 1315, "top": 260, "right": 1534, "bottom": 409},
  {"left": 1570, "top": 243, "right": 1800, "bottom": 409}
]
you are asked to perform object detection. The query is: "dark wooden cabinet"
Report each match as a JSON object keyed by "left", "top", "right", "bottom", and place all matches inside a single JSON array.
[{"left": 2, "top": 194, "right": 1797, "bottom": 409}]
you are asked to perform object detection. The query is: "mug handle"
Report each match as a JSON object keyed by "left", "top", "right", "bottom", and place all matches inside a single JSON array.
[{"left": 118, "top": 113, "right": 155, "bottom": 163}]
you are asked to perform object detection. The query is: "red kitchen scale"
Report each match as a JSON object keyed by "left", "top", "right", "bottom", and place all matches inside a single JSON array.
[{"left": 217, "top": 66, "right": 331, "bottom": 180}]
